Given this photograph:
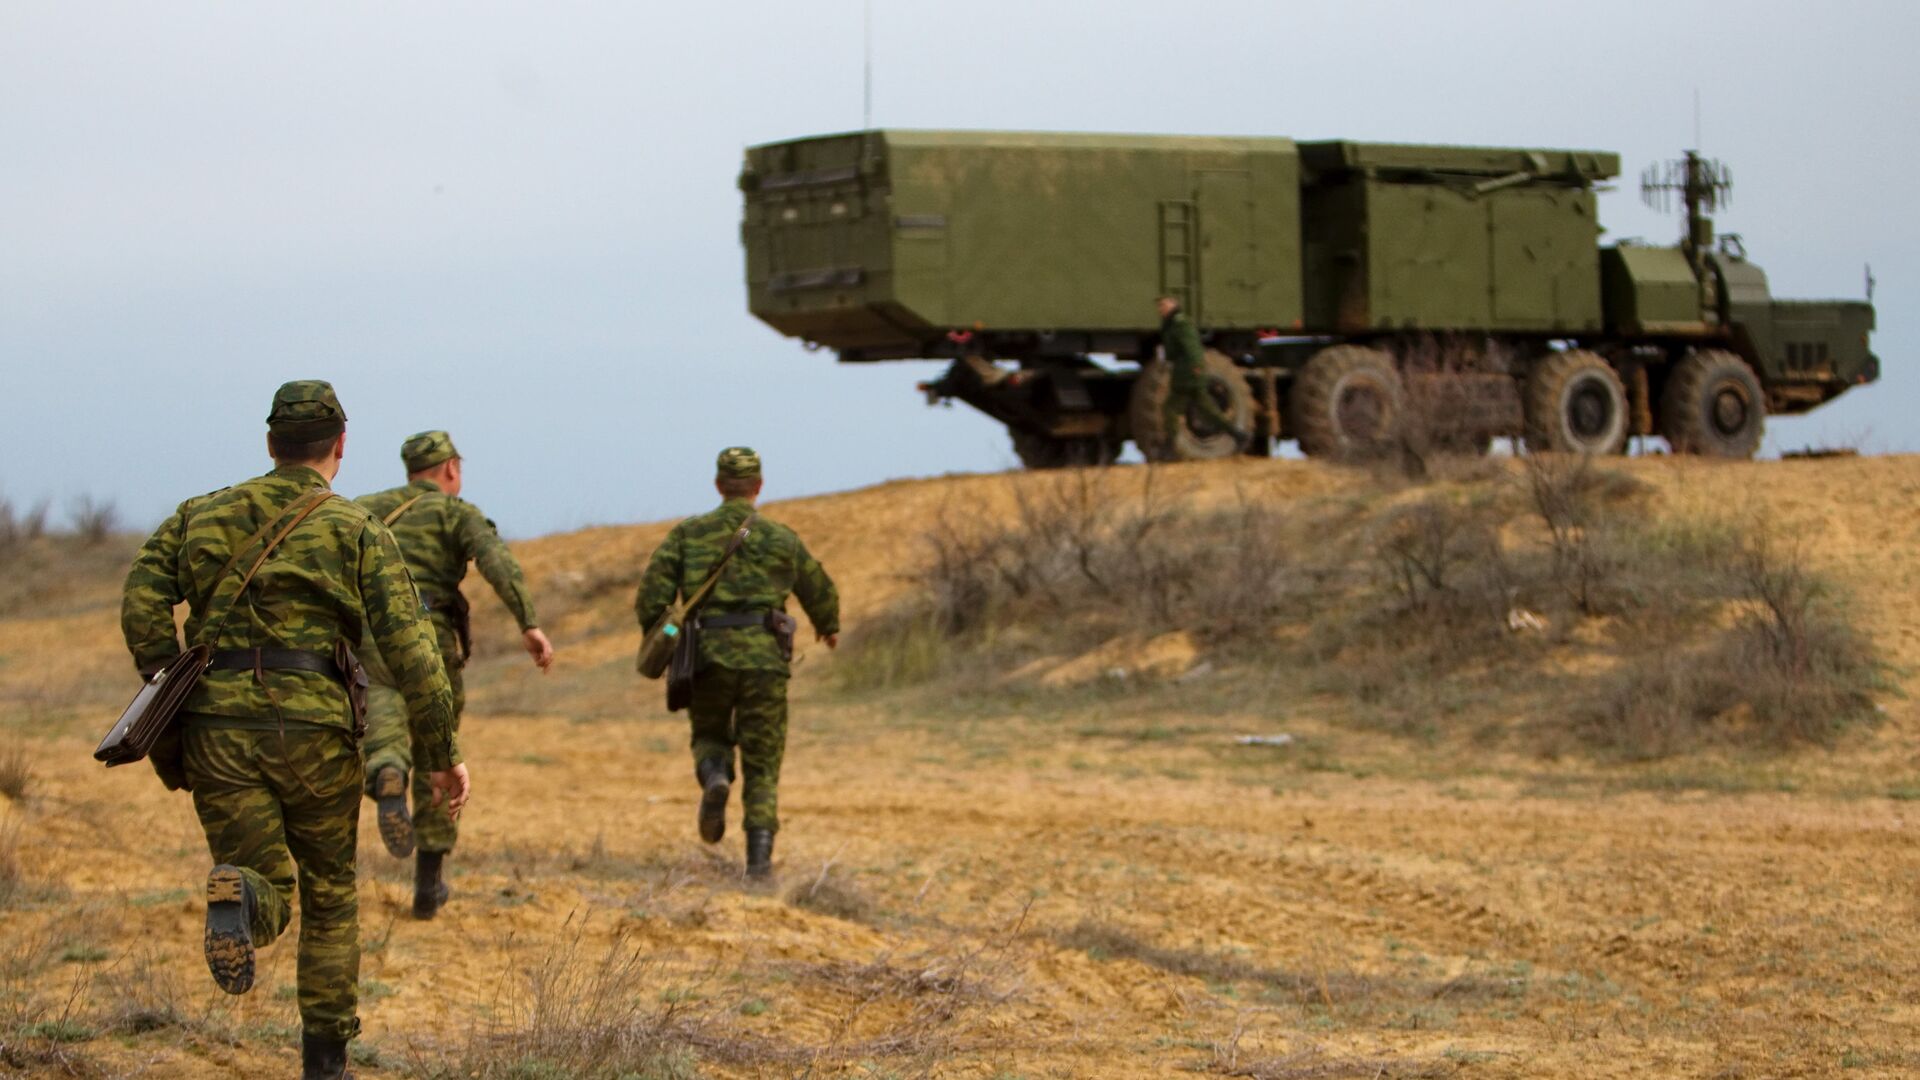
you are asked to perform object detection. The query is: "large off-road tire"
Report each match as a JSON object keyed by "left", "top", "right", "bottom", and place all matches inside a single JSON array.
[
  {"left": 1127, "top": 348, "right": 1255, "bottom": 462},
  {"left": 1660, "top": 349, "right": 1765, "bottom": 459},
  {"left": 1524, "top": 350, "right": 1628, "bottom": 455},
  {"left": 1010, "top": 430, "right": 1120, "bottom": 470},
  {"left": 1288, "top": 345, "right": 1403, "bottom": 459}
]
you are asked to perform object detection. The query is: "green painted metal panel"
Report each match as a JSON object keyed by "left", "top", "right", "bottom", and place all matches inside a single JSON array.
[
  {"left": 743, "top": 130, "right": 1302, "bottom": 348},
  {"left": 1600, "top": 245, "right": 1701, "bottom": 331}
]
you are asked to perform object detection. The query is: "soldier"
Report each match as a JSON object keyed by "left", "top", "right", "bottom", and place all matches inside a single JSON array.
[
  {"left": 635, "top": 447, "right": 839, "bottom": 879},
  {"left": 1157, "top": 294, "right": 1250, "bottom": 450},
  {"left": 355, "top": 430, "right": 553, "bottom": 919},
  {"left": 121, "top": 381, "right": 465, "bottom": 1080}
]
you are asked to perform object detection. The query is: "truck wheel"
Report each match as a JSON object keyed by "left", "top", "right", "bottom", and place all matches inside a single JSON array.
[
  {"left": 1288, "top": 345, "right": 1402, "bottom": 459},
  {"left": 1524, "top": 351, "right": 1628, "bottom": 455},
  {"left": 1660, "top": 349, "right": 1765, "bottom": 459},
  {"left": 1011, "top": 431, "right": 1119, "bottom": 470},
  {"left": 1127, "top": 349, "right": 1255, "bottom": 462}
]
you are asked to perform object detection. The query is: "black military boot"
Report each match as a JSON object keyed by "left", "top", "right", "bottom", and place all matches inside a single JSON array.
[
  {"left": 745, "top": 829, "right": 774, "bottom": 880},
  {"left": 203, "top": 864, "right": 256, "bottom": 995},
  {"left": 301, "top": 1031, "right": 353, "bottom": 1080},
  {"left": 696, "top": 757, "right": 731, "bottom": 844},
  {"left": 413, "top": 851, "right": 450, "bottom": 920},
  {"left": 371, "top": 765, "right": 414, "bottom": 858}
]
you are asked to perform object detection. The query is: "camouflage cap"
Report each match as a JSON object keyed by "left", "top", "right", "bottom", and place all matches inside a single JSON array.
[
  {"left": 402, "top": 430, "right": 460, "bottom": 473},
  {"left": 716, "top": 446, "right": 762, "bottom": 480},
  {"left": 267, "top": 380, "right": 347, "bottom": 440}
]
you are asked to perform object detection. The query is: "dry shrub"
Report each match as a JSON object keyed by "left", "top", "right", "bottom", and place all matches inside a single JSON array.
[
  {"left": 424, "top": 918, "right": 704, "bottom": 1080},
  {"left": 0, "top": 496, "right": 51, "bottom": 551},
  {"left": 1582, "top": 531, "right": 1882, "bottom": 757},
  {"left": 0, "top": 741, "right": 31, "bottom": 802},
  {"left": 1524, "top": 453, "right": 1652, "bottom": 615},
  {"left": 839, "top": 469, "right": 1294, "bottom": 686},
  {"left": 785, "top": 866, "right": 879, "bottom": 924},
  {"left": 66, "top": 497, "right": 119, "bottom": 546}
]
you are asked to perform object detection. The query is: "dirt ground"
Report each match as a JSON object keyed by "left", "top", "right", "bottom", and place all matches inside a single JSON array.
[{"left": 5, "top": 456, "right": 1920, "bottom": 1078}]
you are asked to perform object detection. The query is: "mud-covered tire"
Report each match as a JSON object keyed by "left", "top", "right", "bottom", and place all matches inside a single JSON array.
[
  {"left": 1127, "top": 349, "right": 1254, "bottom": 462},
  {"left": 1660, "top": 349, "right": 1765, "bottom": 459},
  {"left": 1011, "top": 430, "right": 1120, "bottom": 470},
  {"left": 1287, "top": 345, "right": 1403, "bottom": 459},
  {"left": 1524, "top": 350, "right": 1628, "bottom": 455}
]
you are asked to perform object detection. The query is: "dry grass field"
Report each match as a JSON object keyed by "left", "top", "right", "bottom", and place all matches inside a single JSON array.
[{"left": 5, "top": 454, "right": 1920, "bottom": 1078}]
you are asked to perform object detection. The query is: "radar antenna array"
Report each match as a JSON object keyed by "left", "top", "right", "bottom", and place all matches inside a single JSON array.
[{"left": 1640, "top": 151, "right": 1733, "bottom": 216}]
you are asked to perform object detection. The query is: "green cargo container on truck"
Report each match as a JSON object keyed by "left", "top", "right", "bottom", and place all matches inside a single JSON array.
[{"left": 739, "top": 130, "right": 1877, "bottom": 466}]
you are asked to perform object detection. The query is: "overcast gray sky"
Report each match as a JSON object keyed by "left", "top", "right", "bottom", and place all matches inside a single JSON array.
[{"left": 3, "top": 1, "right": 1911, "bottom": 536}]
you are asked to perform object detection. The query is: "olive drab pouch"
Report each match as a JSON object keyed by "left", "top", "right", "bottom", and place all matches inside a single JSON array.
[
  {"left": 446, "top": 589, "right": 474, "bottom": 663},
  {"left": 767, "top": 611, "right": 798, "bottom": 664},
  {"left": 637, "top": 514, "right": 757, "bottom": 680},
  {"left": 335, "top": 639, "right": 371, "bottom": 739}
]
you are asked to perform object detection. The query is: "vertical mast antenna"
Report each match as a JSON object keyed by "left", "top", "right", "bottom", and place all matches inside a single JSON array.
[{"left": 863, "top": 0, "right": 874, "bottom": 130}]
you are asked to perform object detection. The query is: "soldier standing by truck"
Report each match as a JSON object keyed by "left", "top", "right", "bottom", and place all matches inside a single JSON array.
[
  {"left": 1157, "top": 295, "right": 1250, "bottom": 452},
  {"left": 635, "top": 447, "right": 839, "bottom": 879},
  {"left": 355, "top": 430, "right": 553, "bottom": 919},
  {"left": 120, "top": 381, "right": 465, "bottom": 1080}
]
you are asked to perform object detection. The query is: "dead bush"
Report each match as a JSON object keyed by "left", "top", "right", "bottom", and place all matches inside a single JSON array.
[
  {"left": 1523, "top": 453, "right": 1652, "bottom": 615},
  {"left": 1369, "top": 494, "right": 1509, "bottom": 620},
  {"left": 421, "top": 919, "right": 706, "bottom": 1080},
  {"left": 0, "top": 741, "right": 31, "bottom": 802},
  {"left": 920, "top": 470, "right": 1290, "bottom": 644},
  {"left": 1581, "top": 530, "right": 1882, "bottom": 757},
  {"left": 0, "top": 496, "right": 51, "bottom": 551},
  {"left": 67, "top": 497, "right": 118, "bottom": 546},
  {"left": 785, "top": 866, "right": 879, "bottom": 924}
]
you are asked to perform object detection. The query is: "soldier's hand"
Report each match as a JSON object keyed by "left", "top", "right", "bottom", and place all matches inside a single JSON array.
[
  {"left": 523, "top": 628, "right": 555, "bottom": 672},
  {"left": 819, "top": 632, "right": 839, "bottom": 650},
  {"left": 429, "top": 764, "right": 471, "bottom": 819}
]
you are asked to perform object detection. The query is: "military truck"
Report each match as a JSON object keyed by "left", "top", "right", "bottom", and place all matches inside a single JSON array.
[{"left": 739, "top": 130, "right": 1878, "bottom": 466}]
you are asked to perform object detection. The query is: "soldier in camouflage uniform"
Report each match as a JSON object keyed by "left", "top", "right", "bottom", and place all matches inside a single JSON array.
[
  {"left": 355, "top": 430, "right": 553, "bottom": 919},
  {"left": 1157, "top": 295, "right": 1250, "bottom": 450},
  {"left": 635, "top": 447, "right": 839, "bottom": 879},
  {"left": 121, "top": 381, "right": 466, "bottom": 1080}
]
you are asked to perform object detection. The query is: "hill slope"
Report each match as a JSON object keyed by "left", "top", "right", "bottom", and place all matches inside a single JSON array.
[{"left": 5, "top": 456, "right": 1920, "bottom": 1078}]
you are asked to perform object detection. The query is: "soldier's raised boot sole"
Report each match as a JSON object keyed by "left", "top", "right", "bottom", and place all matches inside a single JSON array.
[
  {"left": 372, "top": 766, "right": 415, "bottom": 858},
  {"left": 203, "top": 865, "right": 255, "bottom": 995},
  {"left": 698, "top": 773, "right": 730, "bottom": 844}
]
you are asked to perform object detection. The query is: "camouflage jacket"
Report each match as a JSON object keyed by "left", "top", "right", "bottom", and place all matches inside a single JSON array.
[
  {"left": 1161, "top": 312, "right": 1206, "bottom": 373},
  {"left": 355, "top": 480, "right": 539, "bottom": 657},
  {"left": 635, "top": 498, "right": 840, "bottom": 674},
  {"left": 121, "top": 465, "right": 459, "bottom": 771}
]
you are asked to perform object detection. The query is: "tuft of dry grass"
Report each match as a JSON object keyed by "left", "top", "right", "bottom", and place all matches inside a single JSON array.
[
  {"left": 415, "top": 916, "right": 707, "bottom": 1080},
  {"left": 785, "top": 864, "right": 879, "bottom": 924},
  {"left": 0, "top": 741, "right": 32, "bottom": 802}
]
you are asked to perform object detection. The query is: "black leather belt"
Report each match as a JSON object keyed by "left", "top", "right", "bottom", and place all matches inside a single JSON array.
[
  {"left": 698, "top": 612, "right": 771, "bottom": 630},
  {"left": 206, "top": 648, "right": 343, "bottom": 681}
]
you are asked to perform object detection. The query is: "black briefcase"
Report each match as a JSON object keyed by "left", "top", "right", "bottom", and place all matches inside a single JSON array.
[{"left": 94, "top": 645, "right": 211, "bottom": 767}]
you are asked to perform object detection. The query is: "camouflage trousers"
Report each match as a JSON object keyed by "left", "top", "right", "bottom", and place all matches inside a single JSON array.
[
  {"left": 689, "top": 667, "right": 788, "bottom": 833},
  {"left": 362, "top": 660, "right": 465, "bottom": 853},
  {"left": 1163, "top": 366, "right": 1236, "bottom": 442},
  {"left": 182, "top": 723, "right": 362, "bottom": 1041}
]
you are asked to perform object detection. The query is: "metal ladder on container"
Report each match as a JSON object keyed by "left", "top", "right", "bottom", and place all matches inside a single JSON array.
[{"left": 1158, "top": 199, "right": 1199, "bottom": 318}]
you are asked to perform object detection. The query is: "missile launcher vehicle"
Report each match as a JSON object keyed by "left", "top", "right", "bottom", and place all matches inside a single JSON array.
[{"left": 740, "top": 130, "right": 1877, "bottom": 465}]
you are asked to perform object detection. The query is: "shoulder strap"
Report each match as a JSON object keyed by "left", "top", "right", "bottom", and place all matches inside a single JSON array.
[
  {"left": 682, "top": 512, "right": 757, "bottom": 615},
  {"left": 197, "top": 487, "right": 336, "bottom": 644},
  {"left": 383, "top": 493, "right": 429, "bottom": 527}
]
